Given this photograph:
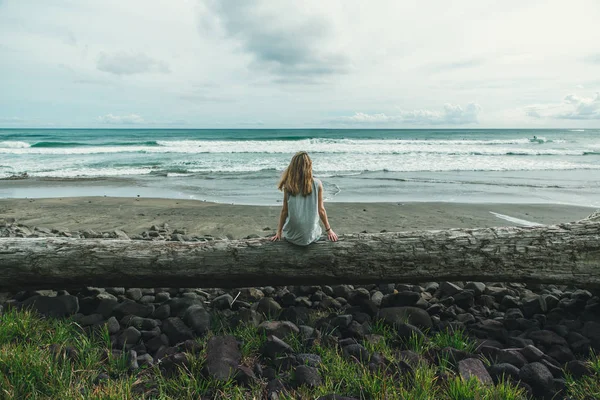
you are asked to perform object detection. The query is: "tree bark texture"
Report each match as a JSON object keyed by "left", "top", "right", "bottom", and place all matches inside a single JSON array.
[{"left": 1, "top": 211, "right": 599, "bottom": 291}]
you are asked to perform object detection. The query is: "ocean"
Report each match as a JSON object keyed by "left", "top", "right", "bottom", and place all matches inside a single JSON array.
[{"left": 1, "top": 129, "right": 599, "bottom": 207}]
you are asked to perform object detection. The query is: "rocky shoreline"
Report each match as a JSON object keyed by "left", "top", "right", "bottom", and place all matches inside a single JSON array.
[{"left": 1, "top": 221, "right": 600, "bottom": 399}]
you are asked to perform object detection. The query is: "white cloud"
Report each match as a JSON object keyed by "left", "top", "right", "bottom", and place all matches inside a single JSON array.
[
  {"left": 97, "top": 52, "right": 170, "bottom": 76},
  {"left": 525, "top": 93, "right": 600, "bottom": 120},
  {"left": 97, "top": 113, "right": 144, "bottom": 124},
  {"left": 337, "top": 103, "right": 482, "bottom": 125}
]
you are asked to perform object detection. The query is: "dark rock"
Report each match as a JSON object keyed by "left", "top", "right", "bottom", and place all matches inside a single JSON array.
[
  {"left": 479, "top": 347, "right": 527, "bottom": 368},
  {"left": 255, "top": 297, "right": 282, "bottom": 317},
  {"left": 78, "top": 313, "right": 104, "bottom": 327},
  {"left": 395, "top": 322, "right": 425, "bottom": 343},
  {"left": 329, "top": 314, "right": 352, "bottom": 329},
  {"left": 500, "top": 295, "right": 521, "bottom": 309},
  {"left": 106, "top": 316, "right": 120, "bottom": 334},
  {"left": 487, "top": 363, "right": 520, "bottom": 384},
  {"left": 258, "top": 321, "right": 299, "bottom": 340},
  {"left": 126, "top": 350, "right": 138, "bottom": 371},
  {"left": 150, "top": 304, "right": 169, "bottom": 320},
  {"left": 565, "top": 360, "right": 594, "bottom": 379},
  {"left": 540, "top": 358, "right": 563, "bottom": 378},
  {"left": 453, "top": 290, "right": 475, "bottom": 309},
  {"left": 184, "top": 305, "right": 211, "bottom": 336},
  {"left": 520, "top": 345, "right": 545, "bottom": 362},
  {"left": 180, "top": 339, "right": 203, "bottom": 354},
  {"left": 146, "top": 334, "right": 169, "bottom": 354},
  {"left": 519, "top": 362, "right": 554, "bottom": 396},
  {"left": 112, "top": 300, "right": 154, "bottom": 319},
  {"left": 262, "top": 335, "right": 293, "bottom": 359},
  {"left": 126, "top": 288, "right": 142, "bottom": 301},
  {"left": 204, "top": 335, "right": 241, "bottom": 381},
  {"left": 294, "top": 365, "right": 321, "bottom": 388},
  {"left": 212, "top": 294, "right": 234, "bottom": 310},
  {"left": 521, "top": 295, "right": 547, "bottom": 318},
  {"left": 137, "top": 353, "right": 154, "bottom": 368},
  {"left": 266, "top": 378, "right": 286, "bottom": 397},
  {"left": 127, "top": 317, "right": 159, "bottom": 330},
  {"left": 376, "top": 307, "right": 432, "bottom": 329},
  {"left": 162, "top": 317, "right": 194, "bottom": 345},
  {"left": 296, "top": 353, "right": 322, "bottom": 367},
  {"left": 582, "top": 321, "right": 600, "bottom": 348},
  {"left": 381, "top": 291, "right": 420, "bottom": 307},
  {"left": 458, "top": 358, "right": 492, "bottom": 385},
  {"left": 546, "top": 345, "right": 575, "bottom": 364},
  {"left": 342, "top": 344, "right": 370, "bottom": 364},
  {"left": 280, "top": 306, "right": 311, "bottom": 325},
  {"left": 438, "top": 282, "right": 462, "bottom": 298},
  {"left": 465, "top": 282, "right": 486, "bottom": 296},
  {"left": 118, "top": 326, "right": 141, "bottom": 347},
  {"left": 528, "top": 330, "right": 568, "bottom": 348},
  {"left": 21, "top": 295, "right": 79, "bottom": 317}
]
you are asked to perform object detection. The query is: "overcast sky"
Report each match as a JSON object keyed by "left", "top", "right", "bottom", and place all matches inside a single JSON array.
[{"left": 1, "top": 0, "right": 599, "bottom": 128}]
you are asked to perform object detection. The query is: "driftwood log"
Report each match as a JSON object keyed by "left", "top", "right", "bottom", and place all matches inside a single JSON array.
[{"left": 1, "top": 211, "right": 599, "bottom": 291}]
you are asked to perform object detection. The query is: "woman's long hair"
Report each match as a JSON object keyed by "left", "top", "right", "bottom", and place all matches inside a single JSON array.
[{"left": 278, "top": 151, "right": 313, "bottom": 196}]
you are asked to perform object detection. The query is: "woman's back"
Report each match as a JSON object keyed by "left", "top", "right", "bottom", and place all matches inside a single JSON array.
[{"left": 283, "top": 178, "right": 322, "bottom": 246}]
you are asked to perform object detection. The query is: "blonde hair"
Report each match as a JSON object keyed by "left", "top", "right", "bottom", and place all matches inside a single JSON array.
[{"left": 278, "top": 151, "right": 313, "bottom": 196}]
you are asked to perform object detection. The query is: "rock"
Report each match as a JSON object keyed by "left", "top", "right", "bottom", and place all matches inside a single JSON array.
[
  {"left": 234, "top": 308, "right": 263, "bottom": 327},
  {"left": 565, "top": 360, "right": 594, "bottom": 379},
  {"left": 479, "top": 347, "right": 527, "bottom": 368},
  {"left": 296, "top": 353, "right": 322, "bottom": 368},
  {"left": 112, "top": 300, "right": 154, "bottom": 319},
  {"left": 381, "top": 291, "right": 420, "bottom": 307},
  {"left": 546, "top": 345, "right": 575, "bottom": 364},
  {"left": 438, "top": 282, "right": 462, "bottom": 298},
  {"left": 280, "top": 306, "right": 311, "bottom": 325},
  {"left": 520, "top": 345, "right": 545, "bottom": 363},
  {"left": 342, "top": 344, "right": 370, "bottom": 364},
  {"left": 146, "top": 334, "right": 169, "bottom": 355},
  {"left": 395, "top": 322, "right": 425, "bottom": 342},
  {"left": 487, "top": 363, "right": 520, "bottom": 384},
  {"left": 376, "top": 307, "right": 432, "bottom": 329},
  {"left": 184, "top": 305, "right": 211, "bottom": 336},
  {"left": 204, "top": 335, "right": 241, "bottom": 381},
  {"left": 240, "top": 288, "right": 264, "bottom": 302},
  {"left": 261, "top": 335, "right": 293, "bottom": 359},
  {"left": 528, "top": 330, "right": 568, "bottom": 348},
  {"left": 106, "top": 316, "right": 120, "bottom": 334},
  {"left": 126, "top": 288, "right": 143, "bottom": 301},
  {"left": 137, "top": 353, "right": 154, "bottom": 368},
  {"left": 21, "top": 295, "right": 79, "bottom": 317},
  {"left": 212, "top": 294, "right": 234, "bottom": 310},
  {"left": 519, "top": 362, "right": 554, "bottom": 396},
  {"left": 465, "top": 282, "right": 486, "bottom": 296},
  {"left": 162, "top": 317, "right": 194, "bottom": 345},
  {"left": 258, "top": 321, "right": 299, "bottom": 340},
  {"left": 294, "top": 365, "right": 321, "bottom": 388},
  {"left": 152, "top": 304, "right": 171, "bottom": 320},
  {"left": 582, "top": 321, "right": 600, "bottom": 347},
  {"left": 458, "top": 358, "right": 493, "bottom": 385},
  {"left": 521, "top": 295, "right": 547, "bottom": 318},
  {"left": 118, "top": 326, "right": 141, "bottom": 347},
  {"left": 255, "top": 297, "right": 282, "bottom": 317},
  {"left": 78, "top": 313, "right": 104, "bottom": 327}
]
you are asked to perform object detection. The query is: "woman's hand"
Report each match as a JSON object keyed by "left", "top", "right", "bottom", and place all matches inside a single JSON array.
[
  {"left": 271, "top": 231, "right": 283, "bottom": 241},
  {"left": 327, "top": 229, "right": 338, "bottom": 242}
]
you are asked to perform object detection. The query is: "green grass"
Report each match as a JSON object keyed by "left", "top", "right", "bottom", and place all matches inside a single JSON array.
[
  {"left": 563, "top": 351, "right": 600, "bottom": 400},
  {"left": 1, "top": 308, "right": 598, "bottom": 399}
]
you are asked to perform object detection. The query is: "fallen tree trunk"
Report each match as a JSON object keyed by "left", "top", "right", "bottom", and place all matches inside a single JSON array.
[{"left": 1, "top": 211, "right": 599, "bottom": 291}]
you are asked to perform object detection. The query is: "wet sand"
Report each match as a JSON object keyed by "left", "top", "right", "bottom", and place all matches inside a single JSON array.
[{"left": 0, "top": 197, "right": 596, "bottom": 239}]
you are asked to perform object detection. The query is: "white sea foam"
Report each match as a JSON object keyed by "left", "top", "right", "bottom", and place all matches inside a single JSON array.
[
  {"left": 489, "top": 212, "right": 544, "bottom": 227},
  {"left": 0, "top": 141, "right": 30, "bottom": 148},
  {"left": 0, "top": 138, "right": 587, "bottom": 156}
]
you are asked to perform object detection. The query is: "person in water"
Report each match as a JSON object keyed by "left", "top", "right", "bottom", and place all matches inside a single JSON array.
[{"left": 271, "top": 151, "right": 338, "bottom": 245}]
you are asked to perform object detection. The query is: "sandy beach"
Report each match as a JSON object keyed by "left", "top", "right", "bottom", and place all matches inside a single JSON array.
[{"left": 0, "top": 196, "right": 595, "bottom": 239}]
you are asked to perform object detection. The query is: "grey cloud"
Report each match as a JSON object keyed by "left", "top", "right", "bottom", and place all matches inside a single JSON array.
[
  {"left": 97, "top": 52, "right": 170, "bottom": 76},
  {"left": 335, "top": 103, "right": 482, "bottom": 125},
  {"left": 200, "top": 1, "right": 349, "bottom": 81}
]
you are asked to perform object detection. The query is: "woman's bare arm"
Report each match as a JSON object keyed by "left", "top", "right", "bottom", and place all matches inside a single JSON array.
[
  {"left": 318, "top": 182, "right": 338, "bottom": 241},
  {"left": 271, "top": 191, "right": 288, "bottom": 241}
]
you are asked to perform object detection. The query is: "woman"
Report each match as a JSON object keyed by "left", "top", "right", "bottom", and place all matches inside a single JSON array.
[{"left": 271, "top": 151, "right": 338, "bottom": 245}]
